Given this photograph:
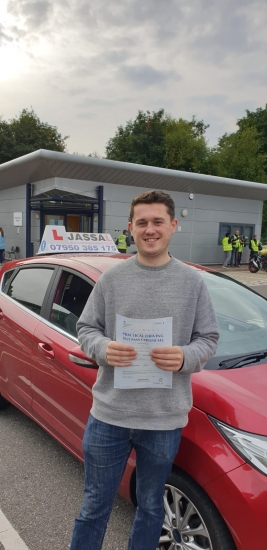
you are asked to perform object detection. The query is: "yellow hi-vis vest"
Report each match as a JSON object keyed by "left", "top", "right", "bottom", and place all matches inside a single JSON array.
[
  {"left": 231, "top": 235, "right": 240, "bottom": 248},
  {"left": 222, "top": 237, "right": 232, "bottom": 252},
  {"left": 117, "top": 234, "right": 127, "bottom": 250},
  {"left": 250, "top": 239, "right": 260, "bottom": 252}
]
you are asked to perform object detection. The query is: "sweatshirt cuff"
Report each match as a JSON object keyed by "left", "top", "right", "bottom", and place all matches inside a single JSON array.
[
  {"left": 97, "top": 337, "right": 112, "bottom": 367},
  {"left": 179, "top": 356, "right": 185, "bottom": 371},
  {"left": 179, "top": 346, "right": 202, "bottom": 374}
]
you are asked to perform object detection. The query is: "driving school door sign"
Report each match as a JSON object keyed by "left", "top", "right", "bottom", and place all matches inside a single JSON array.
[{"left": 37, "top": 225, "right": 118, "bottom": 254}]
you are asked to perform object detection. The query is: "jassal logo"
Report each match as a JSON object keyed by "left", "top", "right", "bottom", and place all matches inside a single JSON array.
[{"left": 52, "top": 230, "right": 112, "bottom": 242}]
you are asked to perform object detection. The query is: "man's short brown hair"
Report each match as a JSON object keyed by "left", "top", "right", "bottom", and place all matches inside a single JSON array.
[{"left": 129, "top": 190, "right": 175, "bottom": 222}]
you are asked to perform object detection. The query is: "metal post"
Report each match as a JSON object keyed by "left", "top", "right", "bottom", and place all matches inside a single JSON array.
[
  {"left": 26, "top": 183, "right": 32, "bottom": 257},
  {"left": 98, "top": 185, "right": 103, "bottom": 232},
  {"left": 39, "top": 203, "right": 44, "bottom": 242}
]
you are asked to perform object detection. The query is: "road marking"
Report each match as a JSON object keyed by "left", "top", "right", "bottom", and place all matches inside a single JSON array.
[{"left": 0, "top": 511, "right": 29, "bottom": 550}]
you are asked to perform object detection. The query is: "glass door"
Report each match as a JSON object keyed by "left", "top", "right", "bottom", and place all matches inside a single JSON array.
[
  {"left": 81, "top": 215, "right": 94, "bottom": 232},
  {"left": 44, "top": 214, "right": 65, "bottom": 226}
]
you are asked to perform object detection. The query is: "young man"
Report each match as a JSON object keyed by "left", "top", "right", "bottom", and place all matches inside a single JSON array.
[{"left": 70, "top": 190, "right": 219, "bottom": 550}]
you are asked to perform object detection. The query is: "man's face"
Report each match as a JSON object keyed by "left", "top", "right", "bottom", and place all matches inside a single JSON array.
[
  {"left": 235, "top": 230, "right": 239, "bottom": 236},
  {"left": 128, "top": 202, "right": 177, "bottom": 265}
]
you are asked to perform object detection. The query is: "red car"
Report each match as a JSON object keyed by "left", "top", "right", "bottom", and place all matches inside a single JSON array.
[{"left": 0, "top": 252, "right": 267, "bottom": 550}]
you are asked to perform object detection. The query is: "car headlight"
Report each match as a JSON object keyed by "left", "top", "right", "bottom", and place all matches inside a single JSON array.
[{"left": 211, "top": 417, "right": 267, "bottom": 476}]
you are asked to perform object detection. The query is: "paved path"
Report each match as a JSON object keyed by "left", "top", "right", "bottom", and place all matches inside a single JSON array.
[
  {"left": 0, "top": 511, "right": 29, "bottom": 550},
  {"left": 208, "top": 264, "right": 267, "bottom": 297}
]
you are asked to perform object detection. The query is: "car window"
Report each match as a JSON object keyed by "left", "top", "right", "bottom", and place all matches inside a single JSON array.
[
  {"left": 1, "top": 269, "right": 16, "bottom": 291},
  {"left": 50, "top": 272, "right": 93, "bottom": 337},
  {"left": 200, "top": 271, "right": 267, "bottom": 360},
  {"left": 6, "top": 268, "right": 54, "bottom": 315}
]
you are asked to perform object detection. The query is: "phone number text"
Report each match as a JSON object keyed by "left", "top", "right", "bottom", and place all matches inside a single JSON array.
[{"left": 49, "top": 244, "right": 117, "bottom": 252}]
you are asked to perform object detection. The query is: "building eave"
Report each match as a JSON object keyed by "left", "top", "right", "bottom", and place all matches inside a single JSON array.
[{"left": 0, "top": 148, "right": 267, "bottom": 200}]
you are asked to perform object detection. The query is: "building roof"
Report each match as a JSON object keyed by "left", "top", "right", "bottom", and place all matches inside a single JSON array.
[{"left": 1, "top": 148, "right": 267, "bottom": 200}]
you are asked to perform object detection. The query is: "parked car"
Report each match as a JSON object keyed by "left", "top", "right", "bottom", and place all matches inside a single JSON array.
[{"left": 0, "top": 252, "right": 267, "bottom": 550}]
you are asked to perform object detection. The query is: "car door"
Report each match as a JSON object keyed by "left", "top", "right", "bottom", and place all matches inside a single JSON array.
[
  {"left": 0, "top": 265, "right": 56, "bottom": 414},
  {"left": 31, "top": 268, "right": 98, "bottom": 459}
]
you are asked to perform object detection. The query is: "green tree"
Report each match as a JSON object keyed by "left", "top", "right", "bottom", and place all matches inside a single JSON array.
[
  {"left": 164, "top": 116, "right": 210, "bottom": 173},
  {"left": 106, "top": 109, "right": 167, "bottom": 167},
  {"left": 210, "top": 127, "right": 267, "bottom": 183},
  {"left": 106, "top": 109, "right": 210, "bottom": 173},
  {"left": 0, "top": 108, "right": 68, "bottom": 164},
  {"left": 237, "top": 105, "right": 267, "bottom": 155}
]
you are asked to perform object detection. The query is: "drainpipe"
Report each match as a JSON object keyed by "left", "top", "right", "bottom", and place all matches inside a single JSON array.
[
  {"left": 26, "top": 183, "right": 32, "bottom": 257},
  {"left": 98, "top": 185, "right": 103, "bottom": 232},
  {"left": 189, "top": 194, "right": 195, "bottom": 263},
  {"left": 39, "top": 203, "right": 44, "bottom": 242}
]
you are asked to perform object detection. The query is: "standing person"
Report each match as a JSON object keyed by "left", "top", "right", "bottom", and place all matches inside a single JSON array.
[
  {"left": 237, "top": 236, "right": 246, "bottom": 267},
  {"left": 229, "top": 229, "right": 240, "bottom": 267},
  {"left": 0, "top": 227, "right": 6, "bottom": 267},
  {"left": 116, "top": 229, "right": 130, "bottom": 253},
  {"left": 221, "top": 232, "right": 232, "bottom": 269},
  {"left": 69, "top": 190, "right": 219, "bottom": 550},
  {"left": 249, "top": 234, "right": 262, "bottom": 259}
]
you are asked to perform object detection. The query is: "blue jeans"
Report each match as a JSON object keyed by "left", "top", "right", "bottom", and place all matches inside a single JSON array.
[
  {"left": 230, "top": 247, "right": 238, "bottom": 266},
  {"left": 70, "top": 415, "right": 182, "bottom": 550}
]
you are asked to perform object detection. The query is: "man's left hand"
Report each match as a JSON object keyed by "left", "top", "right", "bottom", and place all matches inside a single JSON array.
[{"left": 150, "top": 346, "right": 184, "bottom": 372}]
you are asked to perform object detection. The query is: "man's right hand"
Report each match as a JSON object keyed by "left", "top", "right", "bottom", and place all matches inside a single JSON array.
[{"left": 106, "top": 341, "right": 137, "bottom": 367}]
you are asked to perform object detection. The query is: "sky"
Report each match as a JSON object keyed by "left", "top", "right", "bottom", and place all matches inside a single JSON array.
[{"left": 1, "top": 0, "right": 267, "bottom": 157}]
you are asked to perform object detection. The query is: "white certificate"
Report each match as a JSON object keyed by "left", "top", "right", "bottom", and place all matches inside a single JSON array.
[{"left": 114, "top": 315, "right": 173, "bottom": 389}]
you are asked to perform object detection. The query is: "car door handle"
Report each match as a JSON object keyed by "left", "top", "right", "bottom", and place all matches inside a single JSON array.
[
  {"left": 0, "top": 310, "right": 3, "bottom": 320},
  {"left": 38, "top": 343, "right": 55, "bottom": 359},
  {"left": 69, "top": 353, "right": 98, "bottom": 369}
]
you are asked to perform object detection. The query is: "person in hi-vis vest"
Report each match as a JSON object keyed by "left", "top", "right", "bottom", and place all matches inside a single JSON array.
[
  {"left": 236, "top": 236, "right": 247, "bottom": 267},
  {"left": 221, "top": 232, "right": 232, "bottom": 269},
  {"left": 229, "top": 229, "right": 240, "bottom": 267},
  {"left": 116, "top": 230, "right": 130, "bottom": 253},
  {"left": 249, "top": 235, "right": 262, "bottom": 259}
]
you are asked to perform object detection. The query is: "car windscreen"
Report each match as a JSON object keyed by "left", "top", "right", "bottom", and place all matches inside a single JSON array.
[{"left": 200, "top": 271, "right": 267, "bottom": 369}]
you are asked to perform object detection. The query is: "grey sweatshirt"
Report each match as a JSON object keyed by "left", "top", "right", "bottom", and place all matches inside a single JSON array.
[{"left": 77, "top": 256, "right": 219, "bottom": 430}]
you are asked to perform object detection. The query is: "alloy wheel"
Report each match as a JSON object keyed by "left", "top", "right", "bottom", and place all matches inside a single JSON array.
[{"left": 159, "top": 484, "right": 213, "bottom": 549}]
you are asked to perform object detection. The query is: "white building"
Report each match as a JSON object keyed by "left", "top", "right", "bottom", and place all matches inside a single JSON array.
[{"left": 0, "top": 149, "right": 266, "bottom": 264}]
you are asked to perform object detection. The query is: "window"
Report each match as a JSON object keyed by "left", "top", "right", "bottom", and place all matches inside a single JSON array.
[
  {"left": 1, "top": 269, "right": 16, "bottom": 292},
  {"left": 218, "top": 223, "right": 255, "bottom": 245},
  {"left": 50, "top": 272, "right": 93, "bottom": 337},
  {"left": 6, "top": 268, "right": 54, "bottom": 315}
]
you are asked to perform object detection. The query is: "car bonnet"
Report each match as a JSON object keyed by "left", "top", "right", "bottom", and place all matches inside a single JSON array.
[{"left": 192, "top": 365, "right": 267, "bottom": 436}]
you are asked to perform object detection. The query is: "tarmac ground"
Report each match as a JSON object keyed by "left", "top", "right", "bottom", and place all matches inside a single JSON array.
[{"left": 206, "top": 263, "right": 267, "bottom": 299}]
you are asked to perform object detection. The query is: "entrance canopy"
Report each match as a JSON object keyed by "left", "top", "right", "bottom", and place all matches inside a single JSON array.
[{"left": 1, "top": 149, "right": 267, "bottom": 200}]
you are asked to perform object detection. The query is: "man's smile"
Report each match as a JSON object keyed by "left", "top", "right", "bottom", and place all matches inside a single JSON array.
[{"left": 144, "top": 238, "right": 159, "bottom": 242}]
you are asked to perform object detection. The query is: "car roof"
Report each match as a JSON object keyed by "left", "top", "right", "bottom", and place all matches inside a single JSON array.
[
  {"left": 7, "top": 253, "right": 132, "bottom": 275},
  {"left": 5, "top": 253, "right": 206, "bottom": 276}
]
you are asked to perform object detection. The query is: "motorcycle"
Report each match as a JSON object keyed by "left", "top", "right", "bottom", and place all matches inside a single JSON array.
[{"left": 248, "top": 252, "right": 267, "bottom": 273}]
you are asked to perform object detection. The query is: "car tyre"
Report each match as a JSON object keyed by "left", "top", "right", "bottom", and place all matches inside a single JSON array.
[
  {"left": 159, "top": 468, "right": 236, "bottom": 550},
  {"left": 0, "top": 394, "right": 10, "bottom": 410}
]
